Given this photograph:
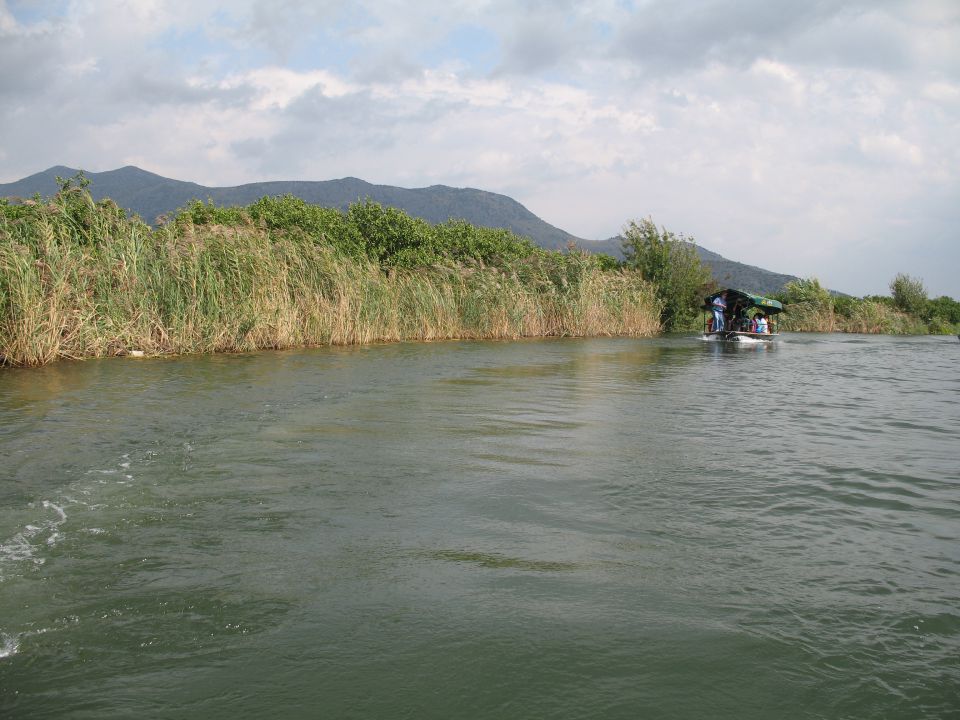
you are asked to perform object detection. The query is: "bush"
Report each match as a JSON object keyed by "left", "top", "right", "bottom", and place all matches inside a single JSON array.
[
  {"left": 890, "top": 273, "right": 927, "bottom": 316},
  {"left": 926, "top": 295, "right": 960, "bottom": 325},
  {"left": 774, "top": 278, "right": 835, "bottom": 331},
  {"left": 620, "top": 217, "right": 711, "bottom": 331}
]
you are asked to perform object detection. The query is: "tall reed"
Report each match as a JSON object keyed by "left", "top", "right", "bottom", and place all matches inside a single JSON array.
[
  {"left": 0, "top": 192, "right": 660, "bottom": 366},
  {"left": 778, "top": 300, "right": 926, "bottom": 334}
]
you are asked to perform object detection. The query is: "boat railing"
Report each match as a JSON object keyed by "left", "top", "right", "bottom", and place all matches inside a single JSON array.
[{"left": 703, "top": 314, "right": 778, "bottom": 335}]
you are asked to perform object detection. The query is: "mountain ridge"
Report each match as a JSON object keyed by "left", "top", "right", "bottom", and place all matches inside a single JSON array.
[{"left": 1, "top": 165, "right": 805, "bottom": 295}]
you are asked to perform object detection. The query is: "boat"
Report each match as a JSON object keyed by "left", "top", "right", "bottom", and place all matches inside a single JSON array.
[{"left": 702, "top": 288, "right": 783, "bottom": 342}]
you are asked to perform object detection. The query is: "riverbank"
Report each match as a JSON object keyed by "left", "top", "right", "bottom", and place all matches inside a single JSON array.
[
  {"left": 774, "top": 277, "right": 959, "bottom": 335},
  {"left": 0, "top": 187, "right": 660, "bottom": 367},
  {"left": 775, "top": 300, "right": 927, "bottom": 334}
]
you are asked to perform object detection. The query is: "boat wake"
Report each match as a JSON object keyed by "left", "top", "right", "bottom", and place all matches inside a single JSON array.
[
  {"left": 0, "top": 633, "right": 20, "bottom": 659},
  {"left": 0, "top": 500, "right": 68, "bottom": 572},
  {"left": 0, "top": 455, "right": 136, "bottom": 582},
  {"left": 700, "top": 334, "right": 765, "bottom": 344}
]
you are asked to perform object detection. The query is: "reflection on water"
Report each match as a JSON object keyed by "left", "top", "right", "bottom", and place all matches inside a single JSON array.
[{"left": 1, "top": 335, "right": 959, "bottom": 719}]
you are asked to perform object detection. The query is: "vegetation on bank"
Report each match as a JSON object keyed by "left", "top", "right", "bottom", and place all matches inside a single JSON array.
[
  {"left": 619, "top": 217, "right": 712, "bottom": 332},
  {"left": 1, "top": 174, "right": 955, "bottom": 367},
  {"left": 772, "top": 277, "right": 960, "bottom": 335},
  {"left": 0, "top": 176, "right": 660, "bottom": 367},
  {"left": 610, "top": 219, "right": 958, "bottom": 336}
]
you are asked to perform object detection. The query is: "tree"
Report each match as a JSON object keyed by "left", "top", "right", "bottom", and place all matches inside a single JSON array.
[
  {"left": 778, "top": 277, "right": 832, "bottom": 308},
  {"left": 890, "top": 273, "right": 927, "bottom": 316},
  {"left": 621, "top": 217, "right": 711, "bottom": 331}
]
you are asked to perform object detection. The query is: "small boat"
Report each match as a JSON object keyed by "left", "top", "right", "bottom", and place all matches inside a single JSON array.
[{"left": 702, "top": 288, "right": 783, "bottom": 342}]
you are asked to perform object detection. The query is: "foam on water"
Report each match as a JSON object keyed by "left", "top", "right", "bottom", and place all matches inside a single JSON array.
[
  {"left": 0, "top": 456, "right": 136, "bottom": 581},
  {"left": 700, "top": 334, "right": 770, "bottom": 344},
  {"left": 0, "top": 633, "right": 20, "bottom": 659},
  {"left": 0, "top": 501, "right": 68, "bottom": 572}
]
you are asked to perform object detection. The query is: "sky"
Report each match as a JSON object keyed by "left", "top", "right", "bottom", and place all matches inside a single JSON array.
[{"left": 1, "top": 0, "right": 958, "bottom": 297}]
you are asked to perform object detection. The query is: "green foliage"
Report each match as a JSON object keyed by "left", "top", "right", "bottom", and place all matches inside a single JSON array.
[
  {"left": 774, "top": 275, "right": 957, "bottom": 335},
  {"left": 346, "top": 200, "right": 437, "bottom": 266},
  {"left": 777, "top": 277, "right": 832, "bottom": 307},
  {"left": 432, "top": 219, "right": 539, "bottom": 267},
  {"left": 890, "top": 273, "right": 927, "bottom": 316},
  {"left": 179, "top": 199, "right": 249, "bottom": 227},
  {"left": 774, "top": 278, "right": 835, "bottom": 332},
  {"left": 593, "top": 253, "right": 622, "bottom": 271},
  {"left": 251, "top": 196, "right": 364, "bottom": 257},
  {"left": 921, "top": 294, "right": 960, "bottom": 334},
  {"left": 0, "top": 174, "right": 134, "bottom": 249},
  {"left": 55, "top": 171, "right": 92, "bottom": 192},
  {"left": 177, "top": 195, "right": 542, "bottom": 270},
  {"left": 831, "top": 294, "right": 859, "bottom": 318},
  {"left": 620, "top": 217, "right": 711, "bottom": 331}
]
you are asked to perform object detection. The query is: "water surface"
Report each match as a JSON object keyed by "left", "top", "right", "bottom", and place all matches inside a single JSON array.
[{"left": 2, "top": 335, "right": 958, "bottom": 718}]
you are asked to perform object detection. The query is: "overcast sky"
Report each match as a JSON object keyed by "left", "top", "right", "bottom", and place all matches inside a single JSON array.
[{"left": 1, "top": 0, "right": 957, "bottom": 297}]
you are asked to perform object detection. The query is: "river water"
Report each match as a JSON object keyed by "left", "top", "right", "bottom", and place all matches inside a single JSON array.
[{"left": 1, "top": 334, "right": 958, "bottom": 719}]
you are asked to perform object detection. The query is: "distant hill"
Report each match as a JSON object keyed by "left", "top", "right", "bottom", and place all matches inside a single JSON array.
[
  {"left": 0, "top": 166, "right": 583, "bottom": 251},
  {"left": 693, "top": 246, "right": 801, "bottom": 297},
  {"left": 1, "top": 165, "right": 804, "bottom": 295}
]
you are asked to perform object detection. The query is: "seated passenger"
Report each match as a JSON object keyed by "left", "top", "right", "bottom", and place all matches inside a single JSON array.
[
  {"left": 754, "top": 312, "right": 769, "bottom": 333},
  {"left": 737, "top": 311, "right": 748, "bottom": 331}
]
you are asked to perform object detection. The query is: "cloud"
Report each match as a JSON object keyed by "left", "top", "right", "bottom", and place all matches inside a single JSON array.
[
  {"left": 858, "top": 133, "right": 924, "bottom": 166},
  {"left": 0, "top": 0, "right": 957, "bottom": 296}
]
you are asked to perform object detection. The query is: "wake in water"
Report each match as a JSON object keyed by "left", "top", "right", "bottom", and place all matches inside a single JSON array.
[
  {"left": 699, "top": 334, "right": 770, "bottom": 345},
  {"left": 0, "top": 455, "right": 140, "bottom": 661},
  {"left": 0, "top": 454, "right": 136, "bottom": 581},
  {"left": 0, "top": 500, "right": 68, "bottom": 572},
  {"left": 0, "top": 633, "right": 20, "bottom": 659}
]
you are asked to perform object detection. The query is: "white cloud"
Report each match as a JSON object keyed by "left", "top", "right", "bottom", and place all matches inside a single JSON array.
[
  {"left": 0, "top": 0, "right": 957, "bottom": 297},
  {"left": 858, "top": 133, "right": 924, "bottom": 166},
  {"left": 220, "top": 67, "right": 356, "bottom": 110},
  {"left": 921, "top": 80, "right": 960, "bottom": 103}
]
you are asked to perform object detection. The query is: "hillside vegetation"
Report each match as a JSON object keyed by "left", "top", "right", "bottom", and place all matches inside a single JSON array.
[{"left": 0, "top": 178, "right": 660, "bottom": 367}]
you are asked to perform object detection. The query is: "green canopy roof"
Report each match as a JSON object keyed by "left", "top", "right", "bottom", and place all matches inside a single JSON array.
[{"left": 703, "top": 288, "right": 784, "bottom": 314}]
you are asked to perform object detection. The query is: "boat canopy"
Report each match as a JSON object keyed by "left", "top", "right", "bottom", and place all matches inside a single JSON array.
[{"left": 703, "top": 288, "right": 784, "bottom": 314}]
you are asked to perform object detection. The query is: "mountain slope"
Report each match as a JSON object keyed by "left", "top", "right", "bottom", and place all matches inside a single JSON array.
[
  {"left": 1, "top": 166, "right": 583, "bottom": 251},
  {"left": 1, "top": 165, "right": 803, "bottom": 294}
]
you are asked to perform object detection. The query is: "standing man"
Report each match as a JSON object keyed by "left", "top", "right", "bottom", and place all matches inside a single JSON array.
[{"left": 711, "top": 291, "right": 727, "bottom": 332}]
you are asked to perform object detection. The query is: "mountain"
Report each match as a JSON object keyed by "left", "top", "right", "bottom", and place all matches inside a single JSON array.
[
  {"left": 0, "top": 166, "right": 583, "bottom": 251},
  {"left": 693, "top": 246, "right": 801, "bottom": 296},
  {"left": 1, "top": 165, "right": 803, "bottom": 295}
]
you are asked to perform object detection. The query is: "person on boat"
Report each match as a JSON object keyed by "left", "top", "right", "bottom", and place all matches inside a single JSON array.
[
  {"left": 754, "top": 312, "right": 769, "bottom": 334},
  {"left": 732, "top": 304, "right": 748, "bottom": 331},
  {"left": 711, "top": 292, "right": 727, "bottom": 332}
]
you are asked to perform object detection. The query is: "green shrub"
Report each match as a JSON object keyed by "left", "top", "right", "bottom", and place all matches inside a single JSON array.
[
  {"left": 890, "top": 273, "right": 928, "bottom": 316},
  {"left": 620, "top": 217, "right": 710, "bottom": 331}
]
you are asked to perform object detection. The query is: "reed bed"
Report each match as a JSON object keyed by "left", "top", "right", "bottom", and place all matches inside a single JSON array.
[
  {"left": 778, "top": 300, "right": 925, "bottom": 334},
  {"left": 0, "top": 191, "right": 660, "bottom": 367}
]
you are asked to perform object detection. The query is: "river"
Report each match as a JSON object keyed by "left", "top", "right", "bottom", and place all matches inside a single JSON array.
[{"left": 1, "top": 334, "right": 958, "bottom": 719}]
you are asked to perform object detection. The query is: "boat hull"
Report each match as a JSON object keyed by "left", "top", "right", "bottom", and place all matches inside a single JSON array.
[{"left": 703, "top": 331, "right": 778, "bottom": 343}]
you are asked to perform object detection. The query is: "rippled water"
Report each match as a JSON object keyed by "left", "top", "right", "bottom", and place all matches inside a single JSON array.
[{"left": 1, "top": 335, "right": 958, "bottom": 719}]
